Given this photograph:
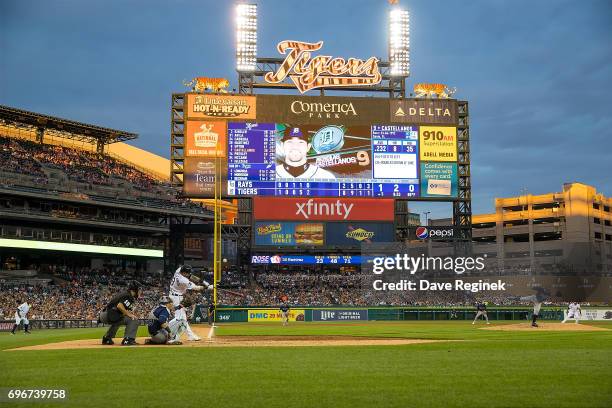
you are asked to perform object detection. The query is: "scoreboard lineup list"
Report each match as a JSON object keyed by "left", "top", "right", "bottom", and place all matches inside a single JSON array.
[{"left": 226, "top": 123, "right": 424, "bottom": 197}]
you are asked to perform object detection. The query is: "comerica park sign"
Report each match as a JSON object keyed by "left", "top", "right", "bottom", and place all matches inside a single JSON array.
[{"left": 264, "top": 40, "right": 382, "bottom": 93}]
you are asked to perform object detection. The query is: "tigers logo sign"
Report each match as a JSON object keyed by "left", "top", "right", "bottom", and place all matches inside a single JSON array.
[{"left": 264, "top": 40, "right": 382, "bottom": 93}]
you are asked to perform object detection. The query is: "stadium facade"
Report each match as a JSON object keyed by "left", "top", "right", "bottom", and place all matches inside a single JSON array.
[{"left": 0, "top": 106, "right": 222, "bottom": 275}]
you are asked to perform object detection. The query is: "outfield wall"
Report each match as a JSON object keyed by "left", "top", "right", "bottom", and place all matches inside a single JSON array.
[{"left": 194, "top": 306, "right": 569, "bottom": 323}]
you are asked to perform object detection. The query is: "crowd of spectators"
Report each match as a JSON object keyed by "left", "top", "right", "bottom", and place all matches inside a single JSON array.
[
  {"left": 0, "top": 281, "right": 163, "bottom": 321},
  {"left": 216, "top": 270, "right": 526, "bottom": 307},
  {"left": 0, "top": 264, "right": 586, "bottom": 322},
  {"left": 0, "top": 265, "right": 166, "bottom": 320},
  {"left": 1, "top": 136, "right": 159, "bottom": 189},
  {"left": 0, "top": 135, "right": 211, "bottom": 214},
  {"left": 0, "top": 137, "right": 48, "bottom": 184}
]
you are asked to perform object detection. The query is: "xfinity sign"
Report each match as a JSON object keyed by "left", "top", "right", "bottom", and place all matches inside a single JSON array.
[
  {"left": 296, "top": 199, "right": 353, "bottom": 220},
  {"left": 253, "top": 198, "right": 394, "bottom": 221}
]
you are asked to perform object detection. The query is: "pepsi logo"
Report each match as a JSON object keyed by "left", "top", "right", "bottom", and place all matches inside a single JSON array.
[{"left": 416, "top": 226, "right": 429, "bottom": 239}]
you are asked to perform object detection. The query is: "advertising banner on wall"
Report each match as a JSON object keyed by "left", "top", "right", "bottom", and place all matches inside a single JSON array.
[
  {"left": 566, "top": 309, "right": 612, "bottom": 321},
  {"left": 256, "top": 95, "right": 390, "bottom": 125},
  {"left": 251, "top": 254, "right": 362, "bottom": 265},
  {"left": 248, "top": 309, "right": 305, "bottom": 322},
  {"left": 253, "top": 222, "right": 394, "bottom": 247},
  {"left": 185, "top": 121, "right": 227, "bottom": 158},
  {"left": 254, "top": 222, "right": 324, "bottom": 246},
  {"left": 183, "top": 157, "right": 222, "bottom": 197},
  {"left": 325, "top": 222, "right": 395, "bottom": 246},
  {"left": 419, "top": 126, "right": 457, "bottom": 162},
  {"left": 312, "top": 309, "right": 368, "bottom": 321},
  {"left": 253, "top": 197, "right": 394, "bottom": 221},
  {"left": 420, "top": 162, "right": 458, "bottom": 198},
  {"left": 413, "top": 226, "right": 459, "bottom": 241},
  {"left": 390, "top": 99, "right": 458, "bottom": 125},
  {"left": 185, "top": 94, "right": 256, "bottom": 120}
]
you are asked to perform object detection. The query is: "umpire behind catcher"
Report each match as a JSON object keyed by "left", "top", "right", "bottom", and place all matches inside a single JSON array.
[{"left": 99, "top": 281, "right": 140, "bottom": 346}]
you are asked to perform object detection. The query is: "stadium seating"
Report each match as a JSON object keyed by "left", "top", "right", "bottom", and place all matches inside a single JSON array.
[{"left": 0, "top": 135, "right": 211, "bottom": 215}]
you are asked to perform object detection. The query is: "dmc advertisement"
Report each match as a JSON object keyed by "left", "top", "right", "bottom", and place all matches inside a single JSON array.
[
  {"left": 253, "top": 197, "right": 394, "bottom": 221},
  {"left": 312, "top": 309, "right": 369, "bottom": 321},
  {"left": 248, "top": 309, "right": 305, "bottom": 322},
  {"left": 420, "top": 162, "right": 458, "bottom": 198}
]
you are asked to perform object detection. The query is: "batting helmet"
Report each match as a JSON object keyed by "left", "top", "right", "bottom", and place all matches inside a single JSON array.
[{"left": 128, "top": 281, "right": 140, "bottom": 295}]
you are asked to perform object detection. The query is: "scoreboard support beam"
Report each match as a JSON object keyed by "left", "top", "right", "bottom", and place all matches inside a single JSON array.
[
  {"left": 170, "top": 93, "right": 185, "bottom": 187},
  {"left": 453, "top": 100, "right": 472, "bottom": 252}
]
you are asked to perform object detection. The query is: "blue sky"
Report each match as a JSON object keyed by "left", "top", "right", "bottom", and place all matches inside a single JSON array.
[{"left": 1, "top": 0, "right": 611, "bottom": 218}]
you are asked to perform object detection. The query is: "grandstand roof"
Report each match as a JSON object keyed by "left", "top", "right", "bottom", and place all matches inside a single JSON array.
[{"left": 0, "top": 105, "right": 137, "bottom": 145}]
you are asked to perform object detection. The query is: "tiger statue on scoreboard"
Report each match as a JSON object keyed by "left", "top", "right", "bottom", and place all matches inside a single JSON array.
[
  {"left": 183, "top": 77, "right": 230, "bottom": 93},
  {"left": 413, "top": 83, "right": 456, "bottom": 99}
]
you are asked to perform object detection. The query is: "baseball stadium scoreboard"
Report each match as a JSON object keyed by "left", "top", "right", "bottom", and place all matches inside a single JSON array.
[
  {"left": 171, "top": 11, "right": 471, "bottom": 267},
  {"left": 182, "top": 94, "right": 459, "bottom": 200}
]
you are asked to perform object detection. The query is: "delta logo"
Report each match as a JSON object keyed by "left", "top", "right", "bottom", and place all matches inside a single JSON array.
[
  {"left": 416, "top": 226, "right": 429, "bottom": 239},
  {"left": 257, "top": 224, "right": 282, "bottom": 235}
]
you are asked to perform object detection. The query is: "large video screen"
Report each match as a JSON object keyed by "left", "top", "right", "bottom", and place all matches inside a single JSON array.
[{"left": 223, "top": 123, "right": 457, "bottom": 198}]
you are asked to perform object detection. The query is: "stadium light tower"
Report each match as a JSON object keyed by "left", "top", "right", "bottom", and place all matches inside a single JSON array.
[
  {"left": 388, "top": 7, "right": 410, "bottom": 77},
  {"left": 235, "top": 3, "right": 258, "bottom": 72}
]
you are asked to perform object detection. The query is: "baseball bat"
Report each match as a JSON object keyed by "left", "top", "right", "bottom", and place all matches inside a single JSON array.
[{"left": 217, "top": 288, "right": 245, "bottom": 298}]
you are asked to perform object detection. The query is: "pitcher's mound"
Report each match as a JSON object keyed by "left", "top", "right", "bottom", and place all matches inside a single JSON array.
[
  {"left": 6, "top": 335, "right": 452, "bottom": 351},
  {"left": 482, "top": 323, "right": 609, "bottom": 331}
]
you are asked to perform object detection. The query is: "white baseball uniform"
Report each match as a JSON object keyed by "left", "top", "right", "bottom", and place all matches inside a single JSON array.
[
  {"left": 168, "top": 267, "right": 210, "bottom": 341},
  {"left": 562, "top": 303, "right": 581, "bottom": 323},
  {"left": 14, "top": 302, "right": 30, "bottom": 325}
]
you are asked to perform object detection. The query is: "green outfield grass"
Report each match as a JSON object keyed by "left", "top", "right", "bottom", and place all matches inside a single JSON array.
[{"left": 1, "top": 321, "right": 611, "bottom": 408}]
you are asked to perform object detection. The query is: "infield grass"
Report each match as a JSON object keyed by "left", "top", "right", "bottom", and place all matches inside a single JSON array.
[{"left": 1, "top": 321, "right": 611, "bottom": 408}]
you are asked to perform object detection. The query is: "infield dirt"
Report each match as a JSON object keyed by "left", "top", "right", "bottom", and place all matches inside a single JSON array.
[{"left": 6, "top": 334, "right": 452, "bottom": 351}]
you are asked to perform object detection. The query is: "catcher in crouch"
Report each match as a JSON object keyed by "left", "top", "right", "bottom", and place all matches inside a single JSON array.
[
  {"left": 146, "top": 296, "right": 187, "bottom": 345},
  {"left": 169, "top": 265, "right": 213, "bottom": 341}
]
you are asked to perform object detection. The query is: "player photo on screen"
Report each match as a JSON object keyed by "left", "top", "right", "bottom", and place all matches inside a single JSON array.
[{"left": 275, "top": 124, "right": 371, "bottom": 180}]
